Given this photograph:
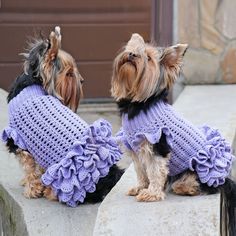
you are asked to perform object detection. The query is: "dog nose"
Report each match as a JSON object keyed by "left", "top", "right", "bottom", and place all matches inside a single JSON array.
[{"left": 128, "top": 52, "right": 137, "bottom": 61}]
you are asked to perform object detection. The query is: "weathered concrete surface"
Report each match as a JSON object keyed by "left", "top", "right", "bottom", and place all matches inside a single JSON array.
[
  {"left": 94, "top": 85, "right": 236, "bottom": 236},
  {"left": 94, "top": 165, "right": 221, "bottom": 236}
]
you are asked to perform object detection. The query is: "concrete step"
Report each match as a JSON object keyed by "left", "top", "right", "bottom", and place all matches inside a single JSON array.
[
  {"left": 93, "top": 85, "right": 236, "bottom": 236},
  {"left": 94, "top": 164, "right": 221, "bottom": 236},
  {"left": 78, "top": 103, "right": 118, "bottom": 113}
]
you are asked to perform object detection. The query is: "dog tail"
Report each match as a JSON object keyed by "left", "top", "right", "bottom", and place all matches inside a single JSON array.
[
  {"left": 84, "top": 164, "right": 124, "bottom": 203},
  {"left": 220, "top": 178, "right": 236, "bottom": 236}
]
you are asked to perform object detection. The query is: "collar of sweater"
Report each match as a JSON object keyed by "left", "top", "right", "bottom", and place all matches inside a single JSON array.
[{"left": 122, "top": 100, "right": 174, "bottom": 130}]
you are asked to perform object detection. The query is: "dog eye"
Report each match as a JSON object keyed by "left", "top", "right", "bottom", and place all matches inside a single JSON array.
[
  {"left": 147, "top": 55, "right": 151, "bottom": 61},
  {"left": 66, "top": 72, "right": 74, "bottom": 77}
]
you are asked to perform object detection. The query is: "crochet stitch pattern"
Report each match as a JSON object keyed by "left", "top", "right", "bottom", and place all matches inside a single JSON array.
[
  {"left": 2, "top": 85, "right": 122, "bottom": 207},
  {"left": 117, "top": 100, "right": 234, "bottom": 188}
]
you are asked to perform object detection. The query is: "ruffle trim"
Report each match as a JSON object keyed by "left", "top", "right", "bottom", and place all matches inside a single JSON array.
[
  {"left": 1, "top": 126, "right": 27, "bottom": 150},
  {"left": 116, "top": 126, "right": 174, "bottom": 153},
  {"left": 41, "top": 119, "right": 122, "bottom": 207},
  {"left": 189, "top": 125, "right": 234, "bottom": 187}
]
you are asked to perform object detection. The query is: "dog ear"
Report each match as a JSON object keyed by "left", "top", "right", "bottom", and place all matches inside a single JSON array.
[
  {"left": 158, "top": 44, "right": 188, "bottom": 89},
  {"left": 45, "top": 26, "right": 61, "bottom": 62},
  {"left": 55, "top": 68, "right": 83, "bottom": 112},
  {"left": 160, "top": 44, "right": 188, "bottom": 68}
]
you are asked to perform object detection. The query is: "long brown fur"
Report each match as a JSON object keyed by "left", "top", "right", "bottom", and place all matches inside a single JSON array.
[{"left": 111, "top": 33, "right": 187, "bottom": 103}]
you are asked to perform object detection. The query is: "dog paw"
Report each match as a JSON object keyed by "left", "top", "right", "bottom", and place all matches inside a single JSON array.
[
  {"left": 127, "top": 186, "right": 144, "bottom": 196},
  {"left": 172, "top": 181, "right": 200, "bottom": 196},
  {"left": 136, "top": 189, "right": 165, "bottom": 202},
  {"left": 23, "top": 181, "right": 44, "bottom": 199},
  {"left": 20, "top": 178, "right": 26, "bottom": 186},
  {"left": 43, "top": 187, "right": 57, "bottom": 201},
  {"left": 23, "top": 188, "right": 43, "bottom": 198}
]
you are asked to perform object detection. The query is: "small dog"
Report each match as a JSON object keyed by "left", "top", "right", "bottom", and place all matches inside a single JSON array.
[
  {"left": 2, "top": 26, "right": 123, "bottom": 207},
  {"left": 111, "top": 33, "right": 236, "bottom": 235}
]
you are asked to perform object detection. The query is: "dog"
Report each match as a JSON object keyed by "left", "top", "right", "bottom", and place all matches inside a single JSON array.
[
  {"left": 111, "top": 33, "right": 236, "bottom": 235},
  {"left": 1, "top": 26, "right": 123, "bottom": 207}
]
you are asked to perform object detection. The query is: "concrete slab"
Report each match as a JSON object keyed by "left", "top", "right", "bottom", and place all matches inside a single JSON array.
[
  {"left": 94, "top": 165, "right": 221, "bottom": 236},
  {"left": 94, "top": 85, "right": 236, "bottom": 236}
]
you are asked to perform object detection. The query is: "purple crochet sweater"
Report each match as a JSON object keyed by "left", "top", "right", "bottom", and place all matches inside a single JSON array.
[
  {"left": 117, "top": 100, "right": 234, "bottom": 187},
  {"left": 1, "top": 85, "right": 122, "bottom": 207}
]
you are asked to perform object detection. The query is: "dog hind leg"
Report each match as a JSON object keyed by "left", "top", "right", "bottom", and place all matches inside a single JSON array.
[{"left": 171, "top": 171, "right": 200, "bottom": 196}]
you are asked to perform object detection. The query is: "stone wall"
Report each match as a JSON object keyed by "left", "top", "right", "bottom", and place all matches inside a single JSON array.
[{"left": 176, "top": 0, "right": 236, "bottom": 85}]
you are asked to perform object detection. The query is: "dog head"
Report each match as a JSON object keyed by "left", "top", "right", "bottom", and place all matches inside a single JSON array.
[
  {"left": 111, "top": 33, "right": 188, "bottom": 102},
  {"left": 22, "top": 26, "right": 83, "bottom": 112}
]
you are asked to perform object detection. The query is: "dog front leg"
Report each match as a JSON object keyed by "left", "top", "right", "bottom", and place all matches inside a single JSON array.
[
  {"left": 127, "top": 151, "right": 149, "bottom": 196},
  {"left": 136, "top": 155, "right": 169, "bottom": 202},
  {"left": 17, "top": 150, "right": 45, "bottom": 198}
]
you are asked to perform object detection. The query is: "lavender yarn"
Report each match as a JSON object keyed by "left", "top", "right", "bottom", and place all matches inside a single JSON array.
[
  {"left": 117, "top": 100, "right": 234, "bottom": 187},
  {"left": 2, "top": 85, "right": 122, "bottom": 207}
]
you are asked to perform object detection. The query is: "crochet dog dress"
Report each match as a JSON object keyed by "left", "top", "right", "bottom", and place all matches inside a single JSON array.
[
  {"left": 118, "top": 100, "right": 234, "bottom": 187},
  {"left": 2, "top": 85, "right": 122, "bottom": 207}
]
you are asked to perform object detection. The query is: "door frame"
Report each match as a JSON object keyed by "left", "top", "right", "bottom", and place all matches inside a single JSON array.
[{"left": 151, "top": 0, "right": 173, "bottom": 46}]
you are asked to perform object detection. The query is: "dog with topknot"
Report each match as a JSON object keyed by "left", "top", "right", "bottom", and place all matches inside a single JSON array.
[
  {"left": 112, "top": 33, "right": 236, "bottom": 235},
  {"left": 2, "top": 26, "right": 123, "bottom": 207}
]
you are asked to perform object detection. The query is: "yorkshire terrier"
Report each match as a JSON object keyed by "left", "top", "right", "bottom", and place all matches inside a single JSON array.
[
  {"left": 2, "top": 26, "right": 123, "bottom": 206},
  {"left": 112, "top": 33, "right": 236, "bottom": 235}
]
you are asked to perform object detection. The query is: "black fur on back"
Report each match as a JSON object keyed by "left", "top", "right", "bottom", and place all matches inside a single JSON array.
[
  {"left": 7, "top": 73, "right": 42, "bottom": 103},
  {"left": 7, "top": 38, "right": 49, "bottom": 103},
  {"left": 84, "top": 165, "right": 124, "bottom": 203}
]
